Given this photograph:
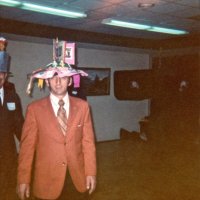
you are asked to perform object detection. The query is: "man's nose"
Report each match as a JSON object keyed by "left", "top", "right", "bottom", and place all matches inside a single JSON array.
[{"left": 55, "top": 76, "right": 61, "bottom": 84}]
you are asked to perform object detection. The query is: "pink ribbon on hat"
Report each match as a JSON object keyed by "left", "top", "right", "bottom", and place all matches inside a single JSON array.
[{"left": 73, "top": 74, "right": 80, "bottom": 88}]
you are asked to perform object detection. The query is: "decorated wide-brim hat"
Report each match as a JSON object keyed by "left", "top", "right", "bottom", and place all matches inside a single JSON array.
[
  {"left": 31, "top": 63, "right": 87, "bottom": 79},
  {"left": 26, "top": 39, "right": 88, "bottom": 95}
]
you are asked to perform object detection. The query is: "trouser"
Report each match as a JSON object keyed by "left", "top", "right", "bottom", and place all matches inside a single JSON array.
[
  {"left": 0, "top": 158, "right": 18, "bottom": 200},
  {"left": 34, "top": 172, "right": 89, "bottom": 200}
]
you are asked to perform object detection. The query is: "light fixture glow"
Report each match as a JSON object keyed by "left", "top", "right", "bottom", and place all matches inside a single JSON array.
[
  {"left": 0, "top": 0, "right": 21, "bottom": 7},
  {"left": 148, "top": 26, "right": 187, "bottom": 35},
  {"left": 0, "top": 0, "right": 87, "bottom": 18},
  {"left": 21, "top": 3, "right": 87, "bottom": 18},
  {"left": 102, "top": 18, "right": 188, "bottom": 35},
  {"left": 102, "top": 19, "right": 150, "bottom": 30}
]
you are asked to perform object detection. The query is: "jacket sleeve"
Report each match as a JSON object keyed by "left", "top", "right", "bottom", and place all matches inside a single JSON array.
[
  {"left": 17, "top": 104, "right": 38, "bottom": 184},
  {"left": 82, "top": 103, "right": 97, "bottom": 176}
]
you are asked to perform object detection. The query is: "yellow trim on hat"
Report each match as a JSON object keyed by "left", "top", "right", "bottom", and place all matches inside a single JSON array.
[{"left": 38, "top": 79, "right": 44, "bottom": 89}]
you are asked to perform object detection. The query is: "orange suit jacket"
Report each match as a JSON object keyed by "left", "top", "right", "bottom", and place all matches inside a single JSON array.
[{"left": 18, "top": 96, "right": 96, "bottom": 199}]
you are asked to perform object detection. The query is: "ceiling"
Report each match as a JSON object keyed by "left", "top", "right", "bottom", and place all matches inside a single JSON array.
[{"left": 1, "top": 0, "right": 200, "bottom": 49}]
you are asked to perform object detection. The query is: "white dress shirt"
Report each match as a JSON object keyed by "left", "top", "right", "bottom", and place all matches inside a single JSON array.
[
  {"left": 49, "top": 92, "right": 70, "bottom": 119},
  {"left": 0, "top": 87, "right": 4, "bottom": 105}
]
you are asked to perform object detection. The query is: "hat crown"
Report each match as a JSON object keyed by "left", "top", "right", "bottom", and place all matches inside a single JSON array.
[
  {"left": 0, "top": 37, "right": 7, "bottom": 43},
  {"left": 0, "top": 52, "right": 10, "bottom": 72}
]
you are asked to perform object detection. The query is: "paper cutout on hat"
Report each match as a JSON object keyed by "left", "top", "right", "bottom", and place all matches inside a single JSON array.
[{"left": 53, "top": 39, "right": 75, "bottom": 65}]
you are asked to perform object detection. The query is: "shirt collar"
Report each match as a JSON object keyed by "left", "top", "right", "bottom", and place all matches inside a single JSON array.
[
  {"left": 50, "top": 92, "right": 69, "bottom": 104},
  {"left": 0, "top": 87, "right": 4, "bottom": 97},
  {"left": 0, "top": 87, "right": 4, "bottom": 105},
  {"left": 50, "top": 92, "right": 70, "bottom": 118}
]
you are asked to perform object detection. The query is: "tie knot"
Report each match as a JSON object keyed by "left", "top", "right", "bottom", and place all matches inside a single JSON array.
[{"left": 58, "top": 99, "right": 65, "bottom": 107}]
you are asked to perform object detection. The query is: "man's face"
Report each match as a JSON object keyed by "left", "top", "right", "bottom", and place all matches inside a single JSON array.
[
  {"left": 46, "top": 75, "right": 72, "bottom": 98},
  {"left": 0, "top": 72, "right": 7, "bottom": 89},
  {"left": 0, "top": 42, "right": 6, "bottom": 51}
]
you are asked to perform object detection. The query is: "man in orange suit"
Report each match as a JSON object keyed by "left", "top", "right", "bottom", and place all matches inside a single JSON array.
[{"left": 17, "top": 49, "right": 96, "bottom": 199}]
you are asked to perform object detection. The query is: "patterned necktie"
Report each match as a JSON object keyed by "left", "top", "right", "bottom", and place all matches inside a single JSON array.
[{"left": 57, "top": 99, "right": 67, "bottom": 135}]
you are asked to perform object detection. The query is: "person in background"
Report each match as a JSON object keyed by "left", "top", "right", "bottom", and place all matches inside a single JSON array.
[
  {"left": 17, "top": 44, "right": 97, "bottom": 200},
  {"left": 0, "top": 37, "right": 24, "bottom": 199},
  {"left": 68, "top": 74, "right": 87, "bottom": 101},
  {"left": 0, "top": 37, "right": 8, "bottom": 51},
  {"left": 0, "top": 37, "right": 15, "bottom": 92}
]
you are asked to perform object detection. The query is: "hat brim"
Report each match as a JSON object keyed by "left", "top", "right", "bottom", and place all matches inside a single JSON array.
[{"left": 32, "top": 67, "right": 88, "bottom": 79}]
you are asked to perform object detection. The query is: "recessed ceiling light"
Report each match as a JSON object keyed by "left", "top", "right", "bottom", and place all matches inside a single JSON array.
[{"left": 138, "top": 3, "right": 155, "bottom": 8}]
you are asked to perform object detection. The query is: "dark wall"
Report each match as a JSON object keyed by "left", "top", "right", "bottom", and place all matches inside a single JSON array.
[
  {"left": 151, "top": 54, "right": 200, "bottom": 132},
  {"left": 114, "top": 54, "right": 199, "bottom": 134},
  {"left": 114, "top": 70, "right": 154, "bottom": 100}
]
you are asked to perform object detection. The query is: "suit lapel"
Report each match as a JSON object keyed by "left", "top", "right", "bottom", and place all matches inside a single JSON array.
[
  {"left": 67, "top": 97, "right": 77, "bottom": 124},
  {"left": 3, "top": 89, "right": 8, "bottom": 108},
  {"left": 43, "top": 96, "right": 79, "bottom": 141},
  {"left": 66, "top": 96, "right": 79, "bottom": 140},
  {"left": 1, "top": 89, "right": 11, "bottom": 112},
  {"left": 44, "top": 96, "right": 65, "bottom": 141}
]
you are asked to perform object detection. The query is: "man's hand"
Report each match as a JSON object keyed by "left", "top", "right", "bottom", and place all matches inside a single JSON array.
[
  {"left": 17, "top": 183, "right": 30, "bottom": 200},
  {"left": 86, "top": 176, "right": 96, "bottom": 195}
]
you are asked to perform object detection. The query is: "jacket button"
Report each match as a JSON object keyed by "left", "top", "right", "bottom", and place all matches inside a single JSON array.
[{"left": 62, "top": 162, "right": 66, "bottom": 166}]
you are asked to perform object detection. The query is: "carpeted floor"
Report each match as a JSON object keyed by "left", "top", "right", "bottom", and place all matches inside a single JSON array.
[{"left": 92, "top": 118, "right": 200, "bottom": 200}]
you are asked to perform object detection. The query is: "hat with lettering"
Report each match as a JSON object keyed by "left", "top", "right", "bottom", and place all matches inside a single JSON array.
[{"left": 26, "top": 38, "right": 88, "bottom": 95}]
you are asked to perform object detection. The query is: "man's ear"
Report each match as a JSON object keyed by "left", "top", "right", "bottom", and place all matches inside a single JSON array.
[
  {"left": 68, "top": 77, "right": 72, "bottom": 86},
  {"left": 45, "top": 79, "right": 50, "bottom": 87}
]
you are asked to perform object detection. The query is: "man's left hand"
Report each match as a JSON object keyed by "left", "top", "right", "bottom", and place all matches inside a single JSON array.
[{"left": 86, "top": 176, "right": 96, "bottom": 194}]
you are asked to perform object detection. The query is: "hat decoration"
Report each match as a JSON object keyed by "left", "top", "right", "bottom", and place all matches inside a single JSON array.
[
  {"left": 0, "top": 37, "right": 7, "bottom": 43},
  {"left": 26, "top": 38, "right": 88, "bottom": 95}
]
